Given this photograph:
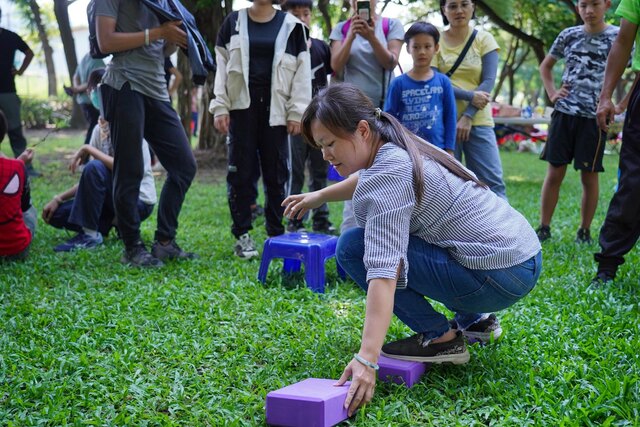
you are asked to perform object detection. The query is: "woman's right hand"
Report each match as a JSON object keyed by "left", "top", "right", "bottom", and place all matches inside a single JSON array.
[
  {"left": 282, "top": 191, "right": 325, "bottom": 220},
  {"left": 214, "top": 114, "right": 230, "bottom": 135},
  {"left": 471, "top": 91, "right": 491, "bottom": 109},
  {"left": 346, "top": 14, "right": 363, "bottom": 41},
  {"left": 456, "top": 115, "right": 473, "bottom": 143}
]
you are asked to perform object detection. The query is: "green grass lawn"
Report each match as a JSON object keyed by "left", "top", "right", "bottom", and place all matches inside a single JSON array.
[{"left": 1, "top": 133, "right": 638, "bottom": 426}]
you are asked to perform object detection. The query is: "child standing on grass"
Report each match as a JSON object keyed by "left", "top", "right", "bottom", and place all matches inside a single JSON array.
[
  {"left": 282, "top": 0, "right": 336, "bottom": 234},
  {"left": 385, "top": 22, "right": 456, "bottom": 154},
  {"left": 283, "top": 84, "right": 541, "bottom": 416},
  {"left": 537, "top": 0, "right": 618, "bottom": 244},
  {"left": 592, "top": 0, "right": 640, "bottom": 284}
]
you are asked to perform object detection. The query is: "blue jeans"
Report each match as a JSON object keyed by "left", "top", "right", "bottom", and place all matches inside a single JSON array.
[
  {"left": 48, "top": 160, "right": 154, "bottom": 236},
  {"left": 337, "top": 228, "right": 542, "bottom": 340},
  {"left": 456, "top": 126, "right": 507, "bottom": 200}
]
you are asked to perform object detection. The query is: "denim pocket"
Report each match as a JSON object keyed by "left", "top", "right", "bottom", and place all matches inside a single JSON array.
[{"left": 454, "top": 270, "right": 534, "bottom": 313}]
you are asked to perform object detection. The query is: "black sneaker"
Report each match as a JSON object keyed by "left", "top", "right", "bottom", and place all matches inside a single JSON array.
[
  {"left": 151, "top": 239, "right": 198, "bottom": 260},
  {"left": 575, "top": 228, "right": 592, "bottom": 244},
  {"left": 381, "top": 330, "right": 469, "bottom": 364},
  {"left": 536, "top": 225, "right": 551, "bottom": 242},
  {"left": 462, "top": 314, "right": 503, "bottom": 344},
  {"left": 121, "top": 241, "right": 164, "bottom": 268},
  {"left": 590, "top": 271, "right": 615, "bottom": 286}
]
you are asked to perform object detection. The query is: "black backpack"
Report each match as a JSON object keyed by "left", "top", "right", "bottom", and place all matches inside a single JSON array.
[{"left": 87, "top": 0, "right": 109, "bottom": 59}]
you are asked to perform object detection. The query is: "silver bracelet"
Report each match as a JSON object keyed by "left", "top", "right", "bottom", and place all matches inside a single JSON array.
[
  {"left": 144, "top": 29, "right": 150, "bottom": 46},
  {"left": 353, "top": 353, "right": 379, "bottom": 371}
]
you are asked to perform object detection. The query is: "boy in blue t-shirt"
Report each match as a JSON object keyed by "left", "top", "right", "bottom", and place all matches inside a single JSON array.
[{"left": 384, "top": 22, "right": 456, "bottom": 154}]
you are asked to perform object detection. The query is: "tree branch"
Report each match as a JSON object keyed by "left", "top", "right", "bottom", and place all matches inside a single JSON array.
[{"left": 475, "top": 0, "right": 546, "bottom": 64}]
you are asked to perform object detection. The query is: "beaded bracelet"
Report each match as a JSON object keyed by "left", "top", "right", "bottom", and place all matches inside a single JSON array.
[{"left": 353, "top": 353, "right": 379, "bottom": 371}]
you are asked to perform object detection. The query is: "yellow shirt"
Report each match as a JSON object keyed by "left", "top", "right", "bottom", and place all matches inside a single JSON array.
[{"left": 435, "top": 27, "right": 499, "bottom": 127}]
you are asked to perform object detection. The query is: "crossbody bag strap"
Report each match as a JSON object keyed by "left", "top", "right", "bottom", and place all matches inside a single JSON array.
[{"left": 445, "top": 29, "right": 478, "bottom": 78}]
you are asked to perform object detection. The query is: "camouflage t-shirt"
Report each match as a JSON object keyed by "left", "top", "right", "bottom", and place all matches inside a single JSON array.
[{"left": 549, "top": 25, "right": 619, "bottom": 118}]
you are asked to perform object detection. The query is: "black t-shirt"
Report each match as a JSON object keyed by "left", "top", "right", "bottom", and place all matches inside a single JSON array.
[
  {"left": 247, "top": 11, "right": 286, "bottom": 87},
  {"left": 309, "top": 38, "right": 332, "bottom": 96},
  {"left": 0, "top": 29, "right": 30, "bottom": 94}
]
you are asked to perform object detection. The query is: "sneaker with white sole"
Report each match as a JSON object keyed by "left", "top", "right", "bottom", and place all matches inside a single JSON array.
[
  {"left": 452, "top": 314, "right": 503, "bottom": 344},
  {"left": 54, "top": 232, "right": 103, "bottom": 252},
  {"left": 234, "top": 233, "right": 259, "bottom": 259},
  {"left": 381, "top": 330, "right": 470, "bottom": 364}
]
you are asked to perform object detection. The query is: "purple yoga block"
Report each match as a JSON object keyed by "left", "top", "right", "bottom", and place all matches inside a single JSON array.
[
  {"left": 377, "top": 355, "right": 429, "bottom": 388},
  {"left": 266, "top": 378, "right": 351, "bottom": 427}
]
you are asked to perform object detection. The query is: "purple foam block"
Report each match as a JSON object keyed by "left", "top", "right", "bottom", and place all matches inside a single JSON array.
[
  {"left": 266, "top": 378, "right": 351, "bottom": 427},
  {"left": 377, "top": 355, "right": 430, "bottom": 388}
]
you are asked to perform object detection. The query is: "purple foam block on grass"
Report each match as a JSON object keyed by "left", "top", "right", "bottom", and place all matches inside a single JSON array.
[
  {"left": 377, "top": 355, "right": 429, "bottom": 388},
  {"left": 266, "top": 378, "right": 351, "bottom": 427}
]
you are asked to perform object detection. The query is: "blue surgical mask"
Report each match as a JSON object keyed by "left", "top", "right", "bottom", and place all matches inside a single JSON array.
[{"left": 90, "top": 88, "right": 102, "bottom": 112}]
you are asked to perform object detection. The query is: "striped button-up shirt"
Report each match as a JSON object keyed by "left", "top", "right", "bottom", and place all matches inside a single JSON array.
[{"left": 353, "top": 143, "right": 541, "bottom": 287}]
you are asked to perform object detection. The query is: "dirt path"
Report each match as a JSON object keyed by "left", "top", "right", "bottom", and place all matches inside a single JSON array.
[{"left": 24, "top": 128, "right": 227, "bottom": 183}]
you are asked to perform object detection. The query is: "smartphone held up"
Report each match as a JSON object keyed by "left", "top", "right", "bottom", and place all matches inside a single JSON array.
[{"left": 356, "top": 1, "right": 371, "bottom": 25}]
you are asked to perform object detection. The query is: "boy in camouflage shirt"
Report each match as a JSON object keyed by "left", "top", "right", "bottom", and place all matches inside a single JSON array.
[{"left": 537, "top": 0, "right": 618, "bottom": 244}]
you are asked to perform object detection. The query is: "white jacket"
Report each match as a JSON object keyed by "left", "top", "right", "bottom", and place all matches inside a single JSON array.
[{"left": 210, "top": 9, "right": 311, "bottom": 126}]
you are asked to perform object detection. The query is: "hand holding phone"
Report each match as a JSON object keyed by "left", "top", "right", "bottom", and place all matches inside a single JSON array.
[{"left": 356, "top": 1, "right": 371, "bottom": 25}]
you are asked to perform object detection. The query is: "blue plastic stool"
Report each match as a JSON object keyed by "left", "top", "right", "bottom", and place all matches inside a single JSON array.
[
  {"left": 327, "top": 164, "right": 345, "bottom": 182},
  {"left": 258, "top": 232, "right": 346, "bottom": 293}
]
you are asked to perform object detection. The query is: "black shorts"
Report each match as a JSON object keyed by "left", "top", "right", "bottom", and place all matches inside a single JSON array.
[{"left": 540, "top": 110, "right": 606, "bottom": 172}]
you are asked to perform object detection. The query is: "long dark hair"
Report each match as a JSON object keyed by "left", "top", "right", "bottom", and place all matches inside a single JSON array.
[{"left": 301, "top": 83, "right": 486, "bottom": 204}]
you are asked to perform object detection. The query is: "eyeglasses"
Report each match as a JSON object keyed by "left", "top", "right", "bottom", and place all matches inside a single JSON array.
[{"left": 445, "top": 2, "right": 473, "bottom": 11}]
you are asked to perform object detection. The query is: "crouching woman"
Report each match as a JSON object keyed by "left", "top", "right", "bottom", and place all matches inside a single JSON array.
[{"left": 282, "top": 83, "right": 542, "bottom": 416}]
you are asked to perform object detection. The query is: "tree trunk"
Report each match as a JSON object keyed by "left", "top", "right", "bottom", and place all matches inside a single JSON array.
[
  {"left": 179, "top": 0, "right": 231, "bottom": 154},
  {"left": 508, "top": 71, "right": 515, "bottom": 105},
  {"left": 317, "top": 0, "right": 333, "bottom": 37},
  {"left": 53, "top": 0, "right": 84, "bottom": 128},
  {"left": 177, "top": 51, "right": 193, "bottom": 138},
  {"left": 28, "top": 0, "right": 57, "bottom": 97},
  {"left": 494, "top": 37, "right": 518, "bottom": 100}
]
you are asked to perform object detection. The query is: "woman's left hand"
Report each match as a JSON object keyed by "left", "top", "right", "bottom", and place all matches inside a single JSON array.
[
  {"left": 456, "top": 115, "right": 472, "bottom": 143},
  {"left": 335, "top": 357, "right": 377, "bottom": 417},
  {"left": 352, "top": 15, "right": 376, "bottom": 42}
]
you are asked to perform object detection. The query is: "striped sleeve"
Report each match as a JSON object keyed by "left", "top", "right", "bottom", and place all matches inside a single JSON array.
[{"left": 357, "top": 155, "right": 415, "bottom": 288}]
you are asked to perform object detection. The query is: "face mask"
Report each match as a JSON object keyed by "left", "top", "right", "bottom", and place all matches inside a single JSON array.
[{"left": 90, "top": 89, "right": 102, "bottom": 112}]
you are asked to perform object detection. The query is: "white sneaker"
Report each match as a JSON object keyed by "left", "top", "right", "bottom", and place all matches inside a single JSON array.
[{"left": 234, "top": 233, "right": 259, "bottom": 259}]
